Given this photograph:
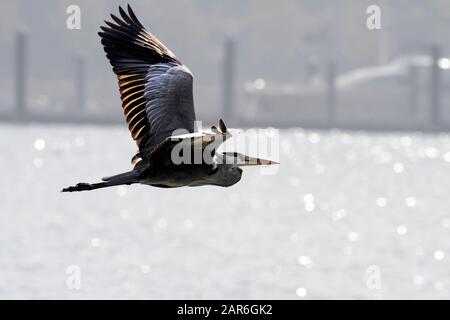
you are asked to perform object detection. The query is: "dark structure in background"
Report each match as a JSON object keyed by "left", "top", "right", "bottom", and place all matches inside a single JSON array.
[
  {"left": 75, "top": 55, "right": 86, "bottom": 112},
  {"left": 430, "top": 45, "right": 441, "bottom": 127},
  {"left": 222, "top": 38, "right": 236, "bottom": 124},
  {"left": 408, "top": 63, "right": 418, "bottom": 117},
  {"left": 3, "top": 29, "right": 450, "bottom": 132},
  {"left": 326, "top": 61, "right": 337, "bottom": 125},
  {"left": 14, "top": 30, "right": 27, "bottom": 119},
  {"left": 242, "top": 45, "right": 450, "bottom": 131}
]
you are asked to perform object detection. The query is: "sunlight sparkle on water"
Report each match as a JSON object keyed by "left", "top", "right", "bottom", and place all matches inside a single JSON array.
[
  {"left": 434, "top": 250, "right": 445, "bottom": 261},
  {"left": 304, "top": 193, "right": 314, "bottom": 203},
  {"left": 415, "top": 247, "right": 424, "bottom": 257},
  {"left": 33, "top": 158, "right": 44, "bottom": 168},
  {"left": 405, "top": 197, "right": 417, "bottom": 208},
  {"left": 296, "top": 287, "right": 307, "bottom": 298},
  {"left": 396, "top": 225, "right": 408, "bottom": 236},
  {"left": 119, "top": 209, "right": 130, "bottom": 219},
  {"left": 393, "top": 162, "right": 404, "bottom": 173},
  {"left": 347, "top": 232, "right": 359, "bottom": 242},
  {"left": 442, "top": 218, "right": 450, "bottom": 229},
  {"left": 443, "top": 151, "right": 450, "bottom": 162},
  {"left": 289, "top": 176, "right": 300, "bottom": 187},
  {"left": 303, "top": 193, "right": 315, "bottom": 212},
  {"left": 74, "top": 136, "right": 85, "bottom": 147},
  {"left": 308, "top": 133, "right": 320, "bottom": 144},
  {"left": 425, "top": 147, "right": 438, "bottom": 158},
  {"left": 289, "top": 233, "right": 299, "bottom": 242},
  {"left": 116, "top": 186, "right": 127, "bottom": 197},
  {"left": 314, "top": 164, "right": 325, "bottom": 174},
  {"left": 33, "top": 139, "right": 46, "bottom": 151},
  {"left": 269, "top": 199, "right": 279, "bottom": 209},
  {"left": 400, "top": 136, "right": 412, "bottom": 147},
  {"left": 304, "top": 202, "right": 315, "bottom": 212},
  {"left": 376, "top": 197, "right": 387, "bottom": 207},
  {"left": 298, "top": 256, "right": 313, "bottom": 268},
  {"left": 90, "top": 238, "right": 101, "bottom": 247},
  {"left": 156, "top": 218, "right": 167, "bottom": 230},
  {"left": 332, "top": 209, "right": 347, "bottom": 221},
  {"left": 141, "top": 265, "right": 151, "bottom": 274},
  {"left": 434, "top": 281, "right": 445, "bottom": 292},
  {"left": 229, "top": 193, "right": 240, "bottom": 204},
  {"left": 343, "top": 246, "right": 353, "bottom": 255},
  {"left": 413, "top": 275, "right": 426, "bottom": 287},
  {"left": 184, "top": 219, "right": 193, "bottom": 230}
]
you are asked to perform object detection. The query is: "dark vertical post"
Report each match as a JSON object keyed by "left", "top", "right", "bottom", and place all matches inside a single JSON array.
[
  {"left": 430, "top": 45, "right": 441, "bottom": 128},
  {"left": 222, "top": 38, "right": 236, "bottom": 121},
  {"left": 326, "top": 61, "right": 336, "bottom": 125},
  {"left": 408, "top": 64, "right": 418, "bottom": 117},
  {"left": 15, "top": 30, "right": 27, "bottom": 117},
  {"left": 75, "top": 55, "right": 86, "bottom": 112}
]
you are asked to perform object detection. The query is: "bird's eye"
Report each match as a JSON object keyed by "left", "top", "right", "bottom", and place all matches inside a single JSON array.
[{"left": 208, "top": 165, "right": 218, "bottom": 175}]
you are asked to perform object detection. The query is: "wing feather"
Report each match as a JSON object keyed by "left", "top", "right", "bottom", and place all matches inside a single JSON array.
[{"left": 98, "top": 5, "right": 196, "bottom": 164}]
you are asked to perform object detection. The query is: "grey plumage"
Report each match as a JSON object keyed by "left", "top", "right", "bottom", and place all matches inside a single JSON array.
[{"left": 62, "top": 5, "right": 277, "bottom": 193}]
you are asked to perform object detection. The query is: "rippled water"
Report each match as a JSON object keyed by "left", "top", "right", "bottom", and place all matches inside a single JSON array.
[{"left": 1, "top": 124, "right": 450, "bottom": 299}]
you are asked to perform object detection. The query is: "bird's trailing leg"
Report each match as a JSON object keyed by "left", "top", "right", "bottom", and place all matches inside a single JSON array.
[
  {"left": 62, "top": 170, "right": 138, "bottom": 192},
  {"left": 61, "top": 182, "right": 108, "bottom": 192}
]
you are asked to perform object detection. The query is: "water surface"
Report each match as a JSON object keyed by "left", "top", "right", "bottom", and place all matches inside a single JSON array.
[{"left": 1, "top": 124, "right": 450, "bottom": 299}]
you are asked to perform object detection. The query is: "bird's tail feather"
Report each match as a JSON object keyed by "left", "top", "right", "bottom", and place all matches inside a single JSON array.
[{"left": 61, "top": 170, "right": 138, "bottom": 192}]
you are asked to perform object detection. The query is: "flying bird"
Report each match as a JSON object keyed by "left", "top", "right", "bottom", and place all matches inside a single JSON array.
[{"left": 62, "top": 5, "right": 277, "bottom": 192}]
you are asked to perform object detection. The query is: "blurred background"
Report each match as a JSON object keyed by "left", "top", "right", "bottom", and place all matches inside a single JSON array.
[{"left": 2, "top": 0, "right": 450, "bottom": 299}]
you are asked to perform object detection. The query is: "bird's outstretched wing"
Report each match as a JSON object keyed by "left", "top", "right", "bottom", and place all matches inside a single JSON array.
[{"left": 98, "top": 5, "right": 196, "bottom": 165}]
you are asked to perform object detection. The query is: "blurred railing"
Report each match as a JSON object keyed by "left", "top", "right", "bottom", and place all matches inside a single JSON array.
[
  {"left": 3, "top": 30, "right": 450, "bottom": 131},
  {"left": 242, "top": 47, "right": 450, "bottom": 131},
  {"left": 0, "top": 31, "right": 237, "bottom": 126}
]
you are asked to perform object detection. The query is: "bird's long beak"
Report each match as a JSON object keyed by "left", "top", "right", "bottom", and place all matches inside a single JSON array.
[
  {"left": 239, "top": 156, "right": 279, "bottom": 166},
  {"left": 222, "top": 152, "right": 279, "bottom": 166}
]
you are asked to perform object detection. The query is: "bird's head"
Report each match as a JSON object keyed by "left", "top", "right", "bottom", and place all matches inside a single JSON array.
[
  {"left": 188, "top": 164, "right": 243, "bottom": 187},
  {"left": 188, "top": 152, "right": 278, "bottom": 188},
  {"left": 201, "top": 152, "right": 278, "bottom": 187},
  {"left": 209, "top": 164, "right": 243, "bottom": 187}
]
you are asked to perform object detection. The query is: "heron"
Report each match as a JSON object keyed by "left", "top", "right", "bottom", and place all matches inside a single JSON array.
[{"left": 62, "top": 5, "right": 278, "bottom": 192}]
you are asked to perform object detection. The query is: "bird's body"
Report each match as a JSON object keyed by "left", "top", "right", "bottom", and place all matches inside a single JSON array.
[
  {"left": 62, "top": 5, "right": 276, "bottom": 193},
  {"left": 139, "top": 163, "right": 242, "bottom": 188}
]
